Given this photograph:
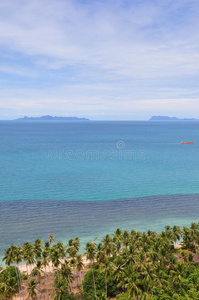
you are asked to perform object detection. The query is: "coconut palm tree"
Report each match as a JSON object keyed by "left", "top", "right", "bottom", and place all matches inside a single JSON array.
[
  {"left": 172, "top": 226, "right": 182, "bottom": 247},
  {"left": 2, "top": 245, "right": 23, "bottom": 300},
  {"left": 73, "top": 237, "right": 80, "bottom": 253},
  {"left": 27, "top": 279, "right": 38, "bottom": 300},
  {"left": 122, "top": 230, "right": 130, "bottom": 250},
  {"left": 102, "top": 258, "right": 112, "bottom": 299},
  {"left": 23, "top": 242, "right": 35, "bottom": 275},
  {"left": 12, "top": 245, "right": 24, "bottom": 300},
  {"left": 32, "top": 260, "right": 44, "bottom": 300},
  {"left": 48, "top": 234, "right": 55, "bottom": 245},
  {"left": 85, "top": 241, "right": 97, "bottom": 299},
  {"left": 76, "top": 254, "right": 84, "bottom": 292},
  {"left": 123, "top": 270, "right": 141, "bottom": 299},
  {"left": 189, "top": 222, "right": 199, "bottom": 253},
  {"left": 33, "top": 239, "right": 43, "bottom": 261},
  {"left": 53, "top": 277, "right": 68, "bottom": 300},
  {"left": 123, "top": 245, "right": 136, "bottom": 268},
  {"left": 41, "top": 249, "right": 50, "bottom": 300},
  {"left": 113, "top": 256, "right": 125, "bottom": 284},
  {"left": 0, "top": 272, "right": 19, "bottom": 300},
  {"left": 60, "top": 259, "right": 74, "bottom": 293},
  {"left": 50, "top": 248, "right": 61, "bottom": 274},
  {"left": 102, "top": 234, "right": 113, "bottom": 258},
  {"left": 70, "top": 256, "right": 78, "bottom": 293},
  {"left": 181, "top": 226, "right": 192, "bottom": 251},
  {"left": 54, "top": 241, "right": 65, "bottom": 259}
]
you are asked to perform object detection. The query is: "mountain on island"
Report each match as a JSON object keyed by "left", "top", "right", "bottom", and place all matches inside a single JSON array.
[
  {"left": 16, "top": 115, "right": 89, "bottom": 121},
  {"left": 150, "top": 116, "right": 197, "bottom": 121}
]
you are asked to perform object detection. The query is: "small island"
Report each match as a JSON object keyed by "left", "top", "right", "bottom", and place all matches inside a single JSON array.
[
  {"left": 15, "top": 115, "right": 89, "bottom": 121},
  {"left": 150, "top": 116, "right": 198, "bottom": 121}
]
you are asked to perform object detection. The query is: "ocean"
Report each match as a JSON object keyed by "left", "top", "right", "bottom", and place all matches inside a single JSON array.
[{"left": 0, "top": 121, "right": 199, "bottom": 262}]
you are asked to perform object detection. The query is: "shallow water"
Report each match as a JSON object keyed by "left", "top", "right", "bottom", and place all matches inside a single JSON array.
[{"left": 0, "top": 194, "right": 199, "bottom": 263}]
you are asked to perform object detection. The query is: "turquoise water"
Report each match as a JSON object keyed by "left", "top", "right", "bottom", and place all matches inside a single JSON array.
[{"left": 0, "top": 121, "right": 199, "bottom": 261}]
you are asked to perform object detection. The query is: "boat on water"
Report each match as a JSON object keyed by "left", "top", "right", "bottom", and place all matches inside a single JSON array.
[{"left": 180, "top": 142, "right": 193, "bottom": 144}]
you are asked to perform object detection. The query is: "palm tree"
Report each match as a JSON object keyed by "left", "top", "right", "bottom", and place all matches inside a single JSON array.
[
  {"left": 73, "top": 237, "right": 80, "bottom": 253},
  {"left": 48, "top": 234, "right": 55, "bottom": 245},
  {"left": 0, "top": 272, "right": 19, "bottom": 300},
  {"left": 181, "top": 226, "right": 192, "bottom": 251},
  {"left": 113, "top": 256, "right": 125, "bottom": 284},
  {"left": 53, "top": 277, "right": 68, "bottom": 300},
  {"left": 27, "top": 279, "right": 38, "bottom": 300},
  {"left": 123, "top": 270, "right": 141, "bottom": 299},
  {"left": 85, "top": 241, "right": 97, "bottom": 299},
  {"left": 54, "top": 241, "right": 65, "bottom": 259},
  {"left": 50, "top": 246, "right": 62, "bottom": 295},
  {"left": 70, "top": 256, "right": 78, "bottom": 293},
  {"left": 41, "top": 249, "right": 50, "bottom": 300},
  {"left": 113, "top": 228, "right": 123, "bottom": 242},
  {"left": 50, "top": 248, "right": 61, "bottom": 275},
  {"left": 112, "top": 228, "right": 123, "bottom": 255},
  {"left": 44, "top": 241, "right": 50, "bottom": 251},
  {"left": 2, "top": 245, "right": 15, "bottom": 266},
  {"left": 189, "top": 222, "right": 199, "bottom": 253},
  {"left": 23, "top": 242, "right": 35, "bottom": 275},
  {"left": 12, "top": 245, "right": 24, "bottom": 300},
  {"left": 76, "top": 254, "right": 84, "bottom": 292},
  {"left": 172, "top": 225, "right": 181, "bottom": 247},
  {"left": 122, "top": 230, "right": 130, "bottom": 250},
  {"left": 102, "top": 234, "right": 113, "bottom": 258},
  {"left": 141, "top": 263, "right": 157, "bottom": 295},
  {"left": 0, "top": 280, "right": 7, "bottom": 300},
  {"left": 2, "top": 245, "right": 23, "bottom": 300},
  {"left": 123, "top": 245, "right": 136, "bottom": 268},
  {"left": 60, "top": 259, "right": 74, "bottom": 293},
  {"left": 32, "top": 260, "right": 44, "bottom": 300},
  {"left": 34, "top": 239, "right": 43, "bottom": 261},
  {"left": 102, "top": 258, "right": 112, "bottom": 299}
]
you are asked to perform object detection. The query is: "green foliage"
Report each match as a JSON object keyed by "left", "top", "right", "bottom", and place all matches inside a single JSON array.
[
  {"left": 83, "top": 266, "right": 117, "bottom": 298},
  {"left": 53, "top": 291, "right": 95, "bottom": 300},
  {"left": 3, "top": 266, "right": 19, "bottom": 278},
  {"left": 0, "top": 266, "right": 19, "bottom": 284},
  {"left": 116, "top": 292, "right": 131, "bottom": 299},
  {"left": 0, "top": 266, "right": 19, "bottom": 299},
  {"left": 22, "top": 274, "right": 28, "bottom": 280}
]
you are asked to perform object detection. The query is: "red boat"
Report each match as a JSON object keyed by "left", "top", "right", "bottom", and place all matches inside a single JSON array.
[{"left": 180, "top": 142, "right": 193, "bottom": 144}]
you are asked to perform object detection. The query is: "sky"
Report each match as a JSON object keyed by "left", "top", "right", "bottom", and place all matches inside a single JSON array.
[{"left": 0, "top": 0, "right": 199, "bottom": 120}]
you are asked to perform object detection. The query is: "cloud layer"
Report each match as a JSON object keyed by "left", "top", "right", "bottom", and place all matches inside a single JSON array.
[{"left": 0, "top": 0, "right": 199, "bottom": 119}]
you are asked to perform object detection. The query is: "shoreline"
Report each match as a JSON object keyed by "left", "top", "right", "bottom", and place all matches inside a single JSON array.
[
  {"left": 17, "top": 256, "right": 90, "bottom": 275},
  {"left": 4, "top": 243, "right": 182, "bottom": 275}
]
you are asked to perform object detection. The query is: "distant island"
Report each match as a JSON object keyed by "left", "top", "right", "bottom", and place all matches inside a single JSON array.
[
  {"left": 150, "top": 116, "right": 198, "bottom": 121},
  {"left": 16, "top": 115, "right": 89, "bottom": 121}
]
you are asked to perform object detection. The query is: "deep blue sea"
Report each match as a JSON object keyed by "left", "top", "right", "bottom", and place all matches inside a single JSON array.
[{"left": 0, "top": 121, "right": 199, "bottom": 263}]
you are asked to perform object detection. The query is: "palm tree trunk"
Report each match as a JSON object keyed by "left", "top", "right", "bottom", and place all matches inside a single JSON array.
[
  {"left": 68, "top": 275, "right": 72, "bottom": 293},
  {"left": 37, "top": 274, "right": 40, "bottom": 300},
  {"left": 75, "top": 269, "right": 79, "bottom": 294},
  {"left": 17, "top": 263, "right": 25, "bottom": 300},
  {"left": 105, "top": 276, "right": 107, "bottom": 299},
  {"left": 194, "top": 241, "right": 197, "bottom": 253},
  {"left": 44, "top": 266, "right": 49, "bottom": 300},
  {"left": 26, "top": 264, "right": 29, "bottom": 276},
  {"left": 79, "top": 271, "right": 83, "bottom": 292},
  {"left": 14, "top": 265, "right": 22, "bottom": 300},
  {"left": 91, "top": 267, "right": 97, "bottom": 299}
]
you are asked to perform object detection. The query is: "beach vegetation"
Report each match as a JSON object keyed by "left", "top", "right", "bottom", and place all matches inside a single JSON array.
[{"left": 1, "top": 222, "right": 199, "bottom": 299}]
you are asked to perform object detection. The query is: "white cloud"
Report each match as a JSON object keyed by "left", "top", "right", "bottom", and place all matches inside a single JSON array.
[{"left": 0, "top": 0, "right": 199, "bottom": 119}]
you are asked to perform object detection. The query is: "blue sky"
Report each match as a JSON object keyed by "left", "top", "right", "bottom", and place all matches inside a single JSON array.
[{"left": 0, "top": 0, "right": 199, "bottom": 120}]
